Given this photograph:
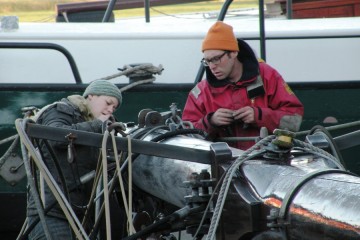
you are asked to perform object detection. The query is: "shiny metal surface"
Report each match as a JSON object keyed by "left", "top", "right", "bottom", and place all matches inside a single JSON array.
[
  {"left": 243, "top": 155, "right": 360, "bottom": 239},
  {"left": 132, "top": 133, "right": 241, "bottom": 207}
]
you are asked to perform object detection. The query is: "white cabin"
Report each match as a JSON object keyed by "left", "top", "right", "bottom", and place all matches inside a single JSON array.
[{"left": 1, "top": 10, "right": 360, "bottom": 84}]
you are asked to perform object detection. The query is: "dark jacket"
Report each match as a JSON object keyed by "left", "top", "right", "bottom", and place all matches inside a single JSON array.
[{"left": 27, "top": 95, "right": 103, "bottom": 219}]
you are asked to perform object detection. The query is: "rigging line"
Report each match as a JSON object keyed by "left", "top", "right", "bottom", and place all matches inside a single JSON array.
[
  {"left": 81, "top": 154, "right": 103, "bottom": 228},
  {"left": 192, "top": 171, "right": 226, "bottom": 240},
  {"left": 206, "top": 136, "right": 275, "bottom": 240},
  {"left": 101, "top": 130, "right": 112, "bottom": 240},
  {"left": 110, "top": 131, "right": 136, "bottom": 234},
  {"left": 0, "top": 134, "right": 19, "bottom": 168},
  {"left": 16, "top": 118, "right": 88, "bottom": 240},
  {"left": 0, "top": 134, "right": 18, "bottom": 145},
  {"left": 17, "top": 119, "right": 53, "bottom": 240},
  {"left": 127, "top": 134, "right": 135, "bottom": 234}
]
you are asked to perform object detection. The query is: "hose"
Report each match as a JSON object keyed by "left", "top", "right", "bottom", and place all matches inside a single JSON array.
[{"left": 150, "top": 128, "right": 207, "bottom": 143}]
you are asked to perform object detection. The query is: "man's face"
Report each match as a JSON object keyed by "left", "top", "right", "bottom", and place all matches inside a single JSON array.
[{"left": 203, "top": 50, "right": 234, "bottom": 80}]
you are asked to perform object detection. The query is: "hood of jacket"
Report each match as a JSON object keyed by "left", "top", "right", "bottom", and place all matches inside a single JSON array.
[
  {"left": 66, "top": 95, "right": 94, "bottom": 121},
  {"left": 205, "top": 39, "right": 260, "bottom": 88}
]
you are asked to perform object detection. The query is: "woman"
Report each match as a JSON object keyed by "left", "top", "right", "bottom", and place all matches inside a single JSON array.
[{"left": 26, "top": 80, "right": 123, "bottom": 239}]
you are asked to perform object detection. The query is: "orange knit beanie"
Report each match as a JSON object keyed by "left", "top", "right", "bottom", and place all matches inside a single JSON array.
[{"left": 202, "top": 21, "right": 239, "bottom": 52}]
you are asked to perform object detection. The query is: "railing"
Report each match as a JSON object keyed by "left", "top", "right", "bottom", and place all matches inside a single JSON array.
[{"left": 0, "top": 42, "right": 83, "bottom": 84}]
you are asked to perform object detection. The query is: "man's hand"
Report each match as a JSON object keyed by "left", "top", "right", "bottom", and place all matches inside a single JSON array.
[
  {"left": 233, "top": 106, "right": 255, "bottom": 124},
  {"left": 210, "top": 108, "right": 234, "bottom": 126}
]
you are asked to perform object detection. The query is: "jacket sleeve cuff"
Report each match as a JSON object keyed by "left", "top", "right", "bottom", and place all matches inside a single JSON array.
[
  {"left": 255, "top": 107, "right": 262, "bottom": 121},
  {"left": 204, "top": 112, "right": 217, "bottom": 130},
  {"left": 90, "top": 119, "right": 103, "bottom": 133}
]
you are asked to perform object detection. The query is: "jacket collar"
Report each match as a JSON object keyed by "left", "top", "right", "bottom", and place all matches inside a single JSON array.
[{"left": 66, "top": 95, "right": 94, "bottom": 121}]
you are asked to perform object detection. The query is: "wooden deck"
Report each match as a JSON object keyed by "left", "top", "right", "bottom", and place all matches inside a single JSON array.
[
  {"left": 284, "top": 0, "right": 360, "bottom": 18},
  {"left": 56, "top": 0, "right": 207, "bottom": 15},
  {"left": 267, "top": 0, "right": 360, "bottom": 18}
]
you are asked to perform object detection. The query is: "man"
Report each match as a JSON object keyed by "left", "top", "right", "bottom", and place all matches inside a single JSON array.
[
  {"left": 26, "top": 80, "right": 123, "bottom": 239},
  {"left": 182, "top": 21, "right": 304, "bottom": 150}
]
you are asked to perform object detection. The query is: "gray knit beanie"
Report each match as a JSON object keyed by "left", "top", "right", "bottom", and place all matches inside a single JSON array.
[{"left": 83, "top": 80, "right": 122, "bottom": 107}]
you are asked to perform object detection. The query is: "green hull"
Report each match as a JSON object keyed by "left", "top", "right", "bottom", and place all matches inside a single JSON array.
[
  {"left": 2, "top": 82, "right": 360, "bottom": 170},
  {"left": 1, "top": 81, "right": 360, "bottom": 238}
]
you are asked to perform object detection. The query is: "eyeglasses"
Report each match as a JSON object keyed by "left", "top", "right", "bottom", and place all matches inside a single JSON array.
[{"left": 201, "top": 51, "right": 229, "bottom": 67}]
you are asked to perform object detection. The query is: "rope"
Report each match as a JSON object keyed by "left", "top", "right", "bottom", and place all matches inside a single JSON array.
[
  {"left": 15, "top": 119, "right": 89, "bottom": 240},
  {"left": 0, "top": 134, "right": 18, "bottom": 145},
  {"left": 111, "top": 131, "right": 136, "bottom": 234},
  {"left": 101, "top": 130, "right": 111, "bottom": 240},
  {"left": 206, "top": 135, "right": 275, "bottom": 240},
  {"left": 100, "top": 63, "right": 163, "bottom": 81},
  {"left": 192, "top": 172, "right": 227, "bottom": 240},
  {"left": 293, "top": 139, "right": 346, "bottom": 170},
  {"left": 82, "top": 153, "right": 101, "bottom": 220},
  {"left": 17, "top": 120, "right": 53, "bottom": 240},
  {"left": 111, "top": 132, "right": 136, "bottom": 234},
  {"left": 126, "top": 135, "right": 134, "bottom": 235},
  {"left": 206, "top": 135, "right": 346, "bottom": 240},
  {"left": 0, "top": 134, "right": 19, "bottom": 168},
  {"left": 87, "top": 129, "right": 137, "bottom": 238},
  {"left": 307, "top": 125, "right": 345, "bottom": 167},
  {"left": 217, "top": 120, "right": 360, "bottom": 142},
  {"left": 119, "top": 78, "right": 156, "bottom": 92}
]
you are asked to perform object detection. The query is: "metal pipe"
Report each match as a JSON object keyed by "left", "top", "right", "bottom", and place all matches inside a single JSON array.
[
  {"left": 259, "top": 0, "right": 266, "bottom": 61},
  {"left": 145, "top": 0, "right": 150, "bottom": 22},
  {"left": 217, "top": 0, "right": 233, "bottom": 20},
  {"left": 102, "top": 0, "right": 117, "bottom": 22},
  {"left": 0, "top": 42, "right": 82, "bottom": 84},
  {"left": 287, "top": 0, "right": 293, "bottom": 19}
]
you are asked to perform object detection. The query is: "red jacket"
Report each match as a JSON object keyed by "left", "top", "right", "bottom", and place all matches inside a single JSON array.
[{"left": 182, "top": 40, "right": 304, "bottom": 150}]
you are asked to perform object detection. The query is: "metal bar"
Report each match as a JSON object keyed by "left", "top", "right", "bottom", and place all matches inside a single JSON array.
[
  {"left": 287, "top": 0, "right": 293, "bottom": 19},
  {"left": 217, "top": 0, "right": 233, "bottom": 20},
  {"left": 259, "top": 0, "right": 266, "bottom": 61},
  {"left": 334, "top": 130, "right": 360, "bottom": 151},
  {"left": 102, "top": 0, "right": 117, "bottom": 22},
  {"left": 25, "top": 122, "right": 212, "bottom": 164},
  {"left": 0, "top": 42, "right": 82, "bottom": 84},
  {"left": 145, "top": 0, "right": 150, "bottom": 22},
  {"left": 2, "top": 79, "right": 360, "bottom": 92}
]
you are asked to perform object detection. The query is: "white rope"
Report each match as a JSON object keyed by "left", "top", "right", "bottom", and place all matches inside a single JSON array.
[
  {"left": 206, "top": 136, "right": 275, "bottom": 240},
  {"left": 101, "top": 130, "right": 111, "bottom": 240},
  {"left": 100, "top": 64, "right": 163, "bottom": 81},
  {"left": 119, "top": 78, "right": 155, "bottom": 92},
  {"left": 15, "top": 119, "right": 89, "bottom": 240},
  {"left": 110, "top": 131, "right": 136, "bottom": 234},
  {"left": 127, "top": 135, "right": 134, "bottom": 234},
  {"left": 81, "top": 155, "right": 102, "bottom": 230}
]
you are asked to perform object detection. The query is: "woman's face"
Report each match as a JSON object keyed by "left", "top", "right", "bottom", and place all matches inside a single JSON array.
[{"left": 87, "top": 94, "right": 119, "bottom": 121}]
